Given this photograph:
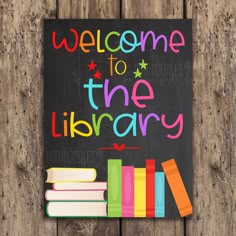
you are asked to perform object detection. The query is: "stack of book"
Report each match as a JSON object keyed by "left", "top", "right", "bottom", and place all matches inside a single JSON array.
[
  {"left": 45, "top": 158, "right": 192, "bottom": 218},
  {"left": 45, "top": 168, "right": 107, "bottom": 217},
  {"left": 108, "top": 159, "right": 192, "bottom": 218}
]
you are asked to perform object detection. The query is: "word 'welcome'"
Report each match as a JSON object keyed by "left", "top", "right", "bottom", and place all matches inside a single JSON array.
[{"left": 52, "top": 29, "right": 185, "bottom": 53}]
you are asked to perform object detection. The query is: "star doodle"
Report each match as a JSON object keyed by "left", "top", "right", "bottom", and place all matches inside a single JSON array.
[
  {"left": 133, "top": 68, "right": 142, "bottom": 78},
  {"left": 139, "top": 59, "right": 148, "bottom": 70},
  {"left": 94, "top": 69, "right": 102, "bottom": 79},
  {"left": 88, "top": 60, "right": 97, "bottom": 71}
]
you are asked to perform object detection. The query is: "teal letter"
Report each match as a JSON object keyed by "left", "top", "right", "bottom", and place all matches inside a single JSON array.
[
  {"left": 83, "top": 78, "right": 103, "bottom": 110},
  {"left": 120, "top": 30, "right": 141, "bottom": 53},
  {"left": 113, "top": 113, "right": 137, "bottom": 137}
]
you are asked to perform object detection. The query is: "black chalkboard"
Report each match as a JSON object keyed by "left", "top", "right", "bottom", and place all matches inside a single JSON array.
[{"left": 44, "top": 19, "right": 192, "bottom": 218}]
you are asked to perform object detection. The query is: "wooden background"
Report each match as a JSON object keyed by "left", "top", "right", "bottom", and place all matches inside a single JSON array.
[{"left": 0, "top": 0, "right": 235, "bottom": 235}]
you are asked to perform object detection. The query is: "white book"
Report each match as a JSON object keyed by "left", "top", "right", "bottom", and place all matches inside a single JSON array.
[
  {"left": 47, "top": 201, "right": 107, "bottom": 217},
  {"left": 53, "top": 182, "right": 107, "bottom": 190},
  {"left": 46, "top": 168, "right": 96, "bottom": 183},
  {"left": 45, "top": 190, "right": 105, "bottom": 201}
]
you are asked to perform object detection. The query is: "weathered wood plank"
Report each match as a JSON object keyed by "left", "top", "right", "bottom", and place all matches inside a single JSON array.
[
  {"left": 0, "top": 0, "right": 57, "bottom": 235},
  {"left": 0, "top": 0, "right": 235, "bottom": 235},
  {"left": 121, "top": 0, "right": 184, "bottom": 235},
  {"left": 186, "top": 0, "right": 236, "bottom": 235},
  {"left": 57, "top": 1, "right": 120, "bottom": 235},
  {"left": 58, "top": 0, "right": 120, "bottom": 19},
  {"left": 122, "top": 0, "right": 183, "bottom": 19}
]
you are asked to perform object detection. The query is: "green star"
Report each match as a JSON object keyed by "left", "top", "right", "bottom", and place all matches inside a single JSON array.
[
  {"left": 139, "top": 59, "right": 148, "bottom": 70},
  {"left": 133, "top": 68, "right": 142, "bottom": 78}
]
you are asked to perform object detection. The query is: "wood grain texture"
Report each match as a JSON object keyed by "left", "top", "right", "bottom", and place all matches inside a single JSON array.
[
  {"left": 122, "top": 0, "right": 183, "bottom": 18},
  {"left": 57, "top": 1, "right": 120, "bottom": 235},
  {"left": 0, "top": 0, "right": 57, "bottom": 236},
  {"left": 186, "top": 0, "right": 236, "bottom": 235},
  {"left": 1, "top": 0, "right": 236, "bottom": 235},
  {"left": 121, "top": 0, "right": 184, "bottom": 236},
  {"left": 58, "top": 0, "right": 120, "bottom": 19}
]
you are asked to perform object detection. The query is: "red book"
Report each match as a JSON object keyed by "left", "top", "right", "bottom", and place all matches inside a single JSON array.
[{"left": 146, "top": 159, "right": 155, "bottom": 217}]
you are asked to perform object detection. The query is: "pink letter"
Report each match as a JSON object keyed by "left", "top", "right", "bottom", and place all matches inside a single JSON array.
[
  {"left": 131, "top": 80, "right": 154, "bottom": 108},
  {"left": 161, "top": 114, "right": 183, "bottom": 139},
  {"left": 169, "top": 30, "right": 185, "bottom": 53}
]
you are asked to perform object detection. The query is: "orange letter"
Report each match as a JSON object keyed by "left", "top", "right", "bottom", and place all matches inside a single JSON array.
[
  {"left": 80, "top": 30, "right": 95, "bottom": 53},
  {"left": 108, "top": 54, "right": 117, "bottom": 76},
  {"left": 63, "top": 112, "right": 68, "bottom": 137}
]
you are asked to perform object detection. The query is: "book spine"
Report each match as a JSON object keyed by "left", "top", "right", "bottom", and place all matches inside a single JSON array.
[
  {"left": 108, "top": 159, "right": 122, "bottom": 217},
  {"left": 155, "top": 172, "right": 165, "bottom": 217},
  {"left": 122, "top": 166, "right": 134, "bottom": 217},
  {"left": 161, "top": 159, "right": 192, "bottom": 217},
  {"left": 134, "top": 168, "right": 146, "bottom": 217},
  {"left": 146, "top": 159, "right": 155, "bottom": 217}
]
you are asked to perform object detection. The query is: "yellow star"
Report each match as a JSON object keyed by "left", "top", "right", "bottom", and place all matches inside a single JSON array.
[
  {"left": 139, "top": 59, "right": 148, "bottom": 70},
  {"left": 133, "top": 68, "right": 142, "bottom": 78}
]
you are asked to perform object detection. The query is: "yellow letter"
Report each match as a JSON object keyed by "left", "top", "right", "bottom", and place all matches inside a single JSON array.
[
  {"left": 70, "top": 112, "right": 93, "bottom": 137},
  {"left": 97, "top": 30, "right": 105, "bottom": 53}
]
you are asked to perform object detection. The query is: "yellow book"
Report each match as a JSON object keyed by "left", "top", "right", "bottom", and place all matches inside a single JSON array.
[{"left": 134, "top": 168, "right": 146, "bottom": 217}]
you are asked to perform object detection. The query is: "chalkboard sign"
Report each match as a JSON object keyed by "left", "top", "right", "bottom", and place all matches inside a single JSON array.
[{"left": 44, "top": 20, "right": 192, "bottom": 218}]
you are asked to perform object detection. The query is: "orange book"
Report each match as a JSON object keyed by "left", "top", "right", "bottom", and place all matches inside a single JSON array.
[{"left": 161, "top": 159, "right": 192, "bottom": 217}]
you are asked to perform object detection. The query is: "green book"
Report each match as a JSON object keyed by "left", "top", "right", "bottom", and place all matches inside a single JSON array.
[{"left": 108, "top": 159, "right": 122, "bottom": 217}]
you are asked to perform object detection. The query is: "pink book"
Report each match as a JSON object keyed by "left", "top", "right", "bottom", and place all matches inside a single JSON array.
[{"left": 122, "top": 166, "right": 134, "bottom": 217}]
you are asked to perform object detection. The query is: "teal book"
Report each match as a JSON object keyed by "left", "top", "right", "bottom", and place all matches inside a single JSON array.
[
  {"left": 108, "top": 159, "right": 122, "bottom": 217},
  {"left": 155, "top": 172, "right": 165, "bottom": 217}
]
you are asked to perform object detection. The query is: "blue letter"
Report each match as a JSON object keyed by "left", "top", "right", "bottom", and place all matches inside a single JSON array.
[
  {"left": 83, "top": 78, "right": 103, "bottom": 110},
  {"left": 113, "top": 113, "right": 137, "bottom": 137}
]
